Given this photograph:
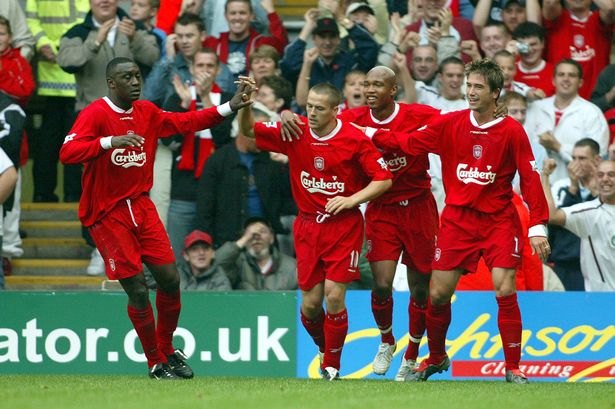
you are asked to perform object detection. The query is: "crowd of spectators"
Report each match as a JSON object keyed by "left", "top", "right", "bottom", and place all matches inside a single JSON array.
[{"left": 1, "top": 0, "right": 614, "bottom": 291}]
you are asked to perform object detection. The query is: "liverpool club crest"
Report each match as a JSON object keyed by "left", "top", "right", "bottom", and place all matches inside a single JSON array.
[
  {"left": 314, "top": 156, "right": 325, "bottom": 171},
  {"left": 473, "top": 144, "right": 483, "bottom": 159}
]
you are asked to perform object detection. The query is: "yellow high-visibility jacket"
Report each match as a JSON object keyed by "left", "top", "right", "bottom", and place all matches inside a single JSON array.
[{"left": 25, "top": 0, "right": 89, "bottom": 97}]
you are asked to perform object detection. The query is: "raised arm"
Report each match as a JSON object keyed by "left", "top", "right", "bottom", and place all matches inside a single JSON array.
[
  {"left": 540, "top": 159, "right": 567, "bottom": 226},
  {"left": 472, "top": 0, "right": 493, "bottom": 36},
  {"left": 542, "top": 0, "right": 562, "bottom": 22},
  {"left": 595, "top": 0, "right": 615, "bottom": 24}
]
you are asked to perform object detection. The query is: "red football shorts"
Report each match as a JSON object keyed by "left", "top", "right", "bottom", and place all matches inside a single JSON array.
[
  {"left": 293, "top": 210, "right": 363, "bottom": 291},
  {"left": 88, "top": 194, "right": 175, "bottom": 280},
  {"left": 432, "top": 204, "right": 523, "bottom": 273},
  {"left": 365, "top": 193, "right": 438, "bottom": 274}
]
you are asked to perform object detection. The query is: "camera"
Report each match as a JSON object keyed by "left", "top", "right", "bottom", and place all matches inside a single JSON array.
[{"left": 517, "top": 42, "right": 530, "bottom": 55}]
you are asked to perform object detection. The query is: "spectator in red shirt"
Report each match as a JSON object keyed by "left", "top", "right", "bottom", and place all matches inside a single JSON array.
[
  {"left": 542, "top": 0, "right": 615, "bottom": 99},
  {"left": 203, "top": 0, "right": 288, "bottom": 93},
  {"left": 0, "top": 15, "right": 35, "bottom": 107}
]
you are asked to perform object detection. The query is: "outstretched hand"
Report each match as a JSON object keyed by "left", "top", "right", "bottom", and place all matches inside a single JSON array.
[{"left": 230, "top": 76, "right": 257, "bottom": 111}]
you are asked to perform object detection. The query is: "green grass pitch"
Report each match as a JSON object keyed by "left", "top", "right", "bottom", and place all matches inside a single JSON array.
[{"left": 1, "top": 376, "right": 614, "bottom": 409}]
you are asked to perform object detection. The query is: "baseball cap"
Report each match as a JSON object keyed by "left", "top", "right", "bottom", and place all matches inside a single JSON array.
[
  {"left": 243, "top": 216, "right": 273, "bottom": 231},
  {"left": 346, "top": 2, "right": 375, "bottom": 16},
  {"left": 502, "top": 0, "right": 525, "bottom": 9},
  {"left": 183, "top": 230, "right": 213, "bottom": 250},
  {"left": 314, "top": 17, "right": 340, "bottom": 36}
]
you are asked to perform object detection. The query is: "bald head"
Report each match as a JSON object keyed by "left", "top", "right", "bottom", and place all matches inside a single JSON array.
[{"left": 368, "top": 66, "right": 397, "bottom": 87}]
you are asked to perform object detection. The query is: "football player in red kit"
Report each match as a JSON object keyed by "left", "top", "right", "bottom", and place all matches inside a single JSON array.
[
  {"left": 238, "top": 78, "right": 393, "bottom": 380},
  {"left": 372, "top": 59, "right": 551, "bottom": 384},
  {"left": 60, "top": 57, "right": 254, "bottom": 380}
]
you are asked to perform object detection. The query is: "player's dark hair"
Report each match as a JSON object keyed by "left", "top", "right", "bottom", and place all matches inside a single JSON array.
[
  {"left": 310, "top": 83, "right": 342, "bottom": 107},
  {"left": 500, "top": 91, "right": 527, "bottom": 106},
  {"left": 194, "top": 47, "right": 219, "bottom": 66},
  {"left": 0, "top": 15, "right": 12, "bottom": 35},
  {"left": 574, "top": 138, "right": 600, "bottom": 156},
  {"left": 260, "top": 75, "right": 293, "bottom": 110},
  {"left": 225, "top": 0, "right": 253, "bottom": 13},
  {"left": 175, "top": 12, "right": 205, "bottom": 33},
  {"left": 106, "top": 57, "right": 136, "bottom": 78},
  {"left": 439, "top": 56, "right": 464, "bottom": 74},
  {"left": 512, "top": 22, "right": 545, "bottom": 42},
  {"left": 554, "top": 58, "right": 583, "bottom": 79},
  {"left": 465, "top": 58, "right": 504, "bottom": 93}
]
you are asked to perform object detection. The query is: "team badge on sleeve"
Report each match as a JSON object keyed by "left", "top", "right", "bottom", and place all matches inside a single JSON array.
[{"left": 63, "top": 133, "right": 76, "bottom": 144}]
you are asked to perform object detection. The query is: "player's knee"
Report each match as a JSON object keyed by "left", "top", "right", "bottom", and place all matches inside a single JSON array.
[
  {"left": 301, "top": 299, "right": 322, "bottom": 316},
  {"left": 324, "top": 292, "right": 345, "bottom": 312},
  {"left": 126, "top": 285, "right": 149, "bottom": 308},
  {"left": 429, "top": 285, "right": 452, "bottom": 306},
  {"left": 410, "top": 283, "right": 429, "bottom": 303},
  {"left": 158, "top": 275, "right": 180, "bottom": 293},
  {"left": 372, "top": 280, "right": 392, "bottom": 297}
]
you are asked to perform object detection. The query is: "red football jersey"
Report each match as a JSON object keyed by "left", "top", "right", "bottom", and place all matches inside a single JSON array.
[
  {"left": 373, "top": 110, "right": 548, "bottom": 228},
  {"left": 544, "top": 10, "right": 613, "bottom": 99},
  {"left": 60, "top": 97, "right": 230, "bottom": 226},
  {"left": 338, "top": 103, "right": 440, "bottom": 204},
  {"left": 254, "top": 117, "right": 392, "bottom": 217},
  {"left": 514, "top": 60, "right": 555, "bottom": 97}
]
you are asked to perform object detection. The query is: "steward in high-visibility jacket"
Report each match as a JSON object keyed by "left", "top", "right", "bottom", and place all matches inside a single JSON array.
[{"left": 25, "top": 0, "right": 89, "bottom": 97}]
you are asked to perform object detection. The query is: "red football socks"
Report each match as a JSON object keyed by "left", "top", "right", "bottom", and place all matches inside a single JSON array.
[
  {"left": 323, "top": 309, "right": 348, "bottom": 370},
  {"left": 371, "top": 292, "right": 395, "bottom": 345},
  {"left": 425, "top": 300, "right": 451, "bottom": 363},
  {"left": 155, "top": 289, "right": 181, "bottom": 357},
  {"left": 300, "top": 309, "right": 325, "bottom": 353},
  {"left": 127, "top": 303, "right": 163, "bottom": 368},
  {"left": 497, "top": 293, "right": 523, "bottom": 371},
  {"left": 404, "top": 297, "right": 427, "bottom": 360}
]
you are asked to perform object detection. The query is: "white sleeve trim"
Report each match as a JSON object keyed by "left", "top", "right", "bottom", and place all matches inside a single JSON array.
[
  {"left": 365, "top": 127, "right": 378, "bottom": 139},
  {"left": 528, "top": 224, "right": 547, "bottom": 238},
  {"left": 217, "top": 102, "right": 233, "bottom": 117},
  {"left": 100, "top": 136, "right": 113, "bottom": 150}
]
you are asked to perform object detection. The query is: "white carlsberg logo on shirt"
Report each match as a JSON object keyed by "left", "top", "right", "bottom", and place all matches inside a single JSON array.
[
  {"left": 387, "top": 155, "right": 407, "bottom": 172},
  {"left": 111, "top": 148, "right": 147, "bottom": 168},
  {"left": 377, "top": 157, "right": 389, "bottom": 170},
  {"left": 456, "top": 163, "right": 497, "bottom": 185},
  {"left": 300, "top": 171, "right": 345, "bottom": 195}
]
